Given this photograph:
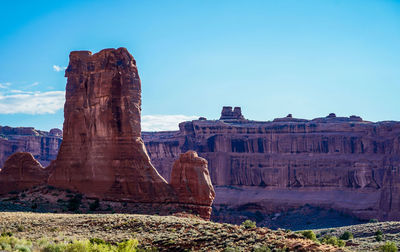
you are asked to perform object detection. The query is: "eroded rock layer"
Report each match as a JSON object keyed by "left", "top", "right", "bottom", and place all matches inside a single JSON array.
[
  {"left": 0, "top": 126, "right": 62, "bottom": 168},
  {"left": 143, "top": 108, "right": 400, "bottom": 220}
]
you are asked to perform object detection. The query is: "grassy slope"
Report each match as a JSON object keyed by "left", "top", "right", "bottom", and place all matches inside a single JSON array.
[
  {"left": 314, "top": 222, "right": 400, "bottom": 251},
  {"left": 0, "top": 212, "right": 342, "bottom": 252}
]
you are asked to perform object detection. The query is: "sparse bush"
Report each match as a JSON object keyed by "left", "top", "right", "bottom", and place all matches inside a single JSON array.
[
  {"left": 17, "top": 225, "right": 25, "bottom": 232},
  {"left": 67, "top": 194, "right": 82, "bottom": 211},
  {"left": 31, "top": 203, "right": 38, "bottom": 210},
  {"left": 0, "top": 235, "right": 32, "bottom": 252},
  {"left": 376, "top": 230, "right": 384, "bottom": 241},
  {"left": 90, "top": 237, "right": 107, "bottom": 245},
  {"left": 301, "top": 230, "right": 317, "bottom": 242},
  {"left": 379, "top": 242, "right": 398, "bottom": 252},
  {"left": 223, "top": 247, "right": 240, "bottom": 252},
  {"left": 369, "top": 219, "right": 379, "bottom": 223},
  {"left": 253, "top": 246, "right": 271, "bottom": 252},
  {"left": 1, "top": 231, "right": 13, "bottom": 237},
  {"left": 41, "top": 239, "right": 139, "bottom": 252},
  {"left": 339, "top": 231, "right": 353, "bottom": 240},
  {"left": 320, "top": 235, "right": 345, "bottom": 247},
  {"left": 89, "top": 199, "right": 100, "bottom": 211},
  {"left": 241, "top": 219, "right": 256, "bottom": 229}
]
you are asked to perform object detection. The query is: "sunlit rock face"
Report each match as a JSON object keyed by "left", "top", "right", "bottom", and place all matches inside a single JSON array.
[
  {"left": 171, "top": 151, "right": 215, "bottom": 218},
  {"left": 47, "top": 48, "right": 175, "bottom": 202},
  {"left": 0, "top": 126, "right": 62, "bottom": 168},
  {"left": 144, "top": 108, "right": 400, "bottom": 221}
]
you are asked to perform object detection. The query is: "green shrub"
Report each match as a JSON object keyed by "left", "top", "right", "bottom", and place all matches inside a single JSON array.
[
  {"left": 241, "top": 220, "right": 256, "bottom": 229},
  {"left": 379, "top": 242, "right": 398, "bottom": 252},
  {"left": 1, "top": 231, "right": 13, "bottom": 237},
  {"left": 376, "top": 234, "right": 384, "bottom": 242},
  {"left": 89, "top": 199, "right": 100, "bottom": 211},
  {"left": 320, "top": 235, "right": 345, "bottom": 247},
  {"left": 369, "top": 219, "right": 379, "bottom": 223},
  {"left": 301, "top": 230, "right": 317, "bottom": 242},
  {"left": 67, "top": 194, "right": 82, "bottom": 211},
  {"left": 117, "top": 239, "right": 139, "bottom": 252},
  {"left": 89, "top": 237, "right": 107, "bottom": 245},
  {"left": 253, "top": 246, "right": 271, "bottom": 252},
  {"left": 339, "top": 231, "right": 353, "bottom": 240},
  {"left": 42, "top": 239, "right": 139, "bottom": 252},
  {"left": 0, "top": 235, "right": 32, "bottom": 252},
  {"left": 376, "top": 230, "right": 384, "bottom": 236}
]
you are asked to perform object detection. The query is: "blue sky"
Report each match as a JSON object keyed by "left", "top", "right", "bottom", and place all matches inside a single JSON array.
[{"left": 0, "top": 0, "right": 399, "bottom": 131}]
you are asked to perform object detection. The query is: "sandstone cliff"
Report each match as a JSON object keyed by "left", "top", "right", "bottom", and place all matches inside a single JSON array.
[
  {"left": 144, "top": 108, "right": 400, "bottom": 221},
  {"left": 0, "top": 126, "right": 61, "bottom": 168},
  {"left": 0, "top": 48, "right": 215, "bottom": 219}
]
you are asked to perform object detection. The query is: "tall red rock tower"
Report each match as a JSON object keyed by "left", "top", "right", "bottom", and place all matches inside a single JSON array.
[{"left": 48, "top": 48, "right": 175, "bottom": 202}]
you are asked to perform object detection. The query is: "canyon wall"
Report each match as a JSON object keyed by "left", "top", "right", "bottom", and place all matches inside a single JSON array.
[
  {"left": 144, "top": 107, "right": 400, "bottom": 221},
  {"left": 2, "top": 105, "right": 400, "bottom": 220},
  {"left": 0, "top": 127, "right": 61, "bottom": 168}
]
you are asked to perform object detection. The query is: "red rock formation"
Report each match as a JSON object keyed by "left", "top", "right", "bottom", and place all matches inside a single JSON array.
[
  {"left": 144, "top": 108, "right": 400, "bottom": 221},
  {"left": 0, "top": 152, "right": 48, "bottom": 194},
  {"left": 46, "top": 48, "right": 176, "bottom": 203},
  {"left": 0, "top": 48, "right": 215, "bottom": 219},
  {"left": 0, "top": 126, "right": 62, "bottom": 168},
  {"left": 170, "top": 151, "right": 215, "bottom": 218}
]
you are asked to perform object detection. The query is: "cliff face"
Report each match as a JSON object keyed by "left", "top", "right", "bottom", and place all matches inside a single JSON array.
[
  {"left": 143, "top": 109, "right": 400, "bottom": 221},
  {"left": 0, "top": 127, "right": 62, "bottom": 168}
]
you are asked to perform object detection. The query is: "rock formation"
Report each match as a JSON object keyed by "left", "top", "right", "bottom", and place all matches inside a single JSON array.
[
  {"left": 171, "top": 151, "right": 215, "bottom": 217},
  {"left": 143, "top": 107, "right": 400, "bottom": 221},
  {"left": 46, "top": 48, "right": 175, "bottom": 202},
  {"left": 0, "top": 48, "right": 215, "bottom": 219},
  {"left": 0, "top": 126, "right": 62, "bottom": 168},
  {"left": 0, "top": 152, "right": 48, "bottom": 194},
  {"left": 220, "top": 106, "right": 245, "bottom": 120}
]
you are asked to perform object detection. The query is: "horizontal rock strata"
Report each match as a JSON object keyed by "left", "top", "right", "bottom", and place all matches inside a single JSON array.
[{"left": 143, "top": 108, "right": 400, "bottom": 221}]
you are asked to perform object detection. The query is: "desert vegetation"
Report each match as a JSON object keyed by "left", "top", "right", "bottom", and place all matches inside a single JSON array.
[{"left": 0, "top": 212, "right": 341, "bottom": 252}]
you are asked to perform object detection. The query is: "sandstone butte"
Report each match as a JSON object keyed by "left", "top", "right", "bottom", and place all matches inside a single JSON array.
[{"left": 0, "top": 48, "right": 215, "bottom": 219}]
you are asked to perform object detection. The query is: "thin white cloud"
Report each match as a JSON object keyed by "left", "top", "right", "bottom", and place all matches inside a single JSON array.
[
  {"left": 0, "top": 91, "right": 65, "bottom": 114},
  {"left": 142, "top": 115, "right": 198, "bottom": 131},
  {"left": 53, "top": 65, "right": 66, "bottom": 72},
  {"left": 29, "top": 81, "right": 39, "bottom": 87},
  {"left": 0, "top": 82, "right": 11, "bottom": 89}
]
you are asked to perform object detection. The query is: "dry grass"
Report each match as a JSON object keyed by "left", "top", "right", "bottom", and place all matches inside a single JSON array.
[
  {"left": 314, "top": 222, "right": 400, "bottom": 251},
  {"left": 0, "top": 212, "right": 343, "bottom": 251}
]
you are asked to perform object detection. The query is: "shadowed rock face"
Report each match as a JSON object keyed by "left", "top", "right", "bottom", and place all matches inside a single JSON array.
[
  {"left": 0, "top": 48, "right": 215, "bottom": 219},
  {"left": 143, "top": 109, "right": 400, "bottom": 221},
  {"left": 0, "top": 152, "right": 48, "bottom": 193}
]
